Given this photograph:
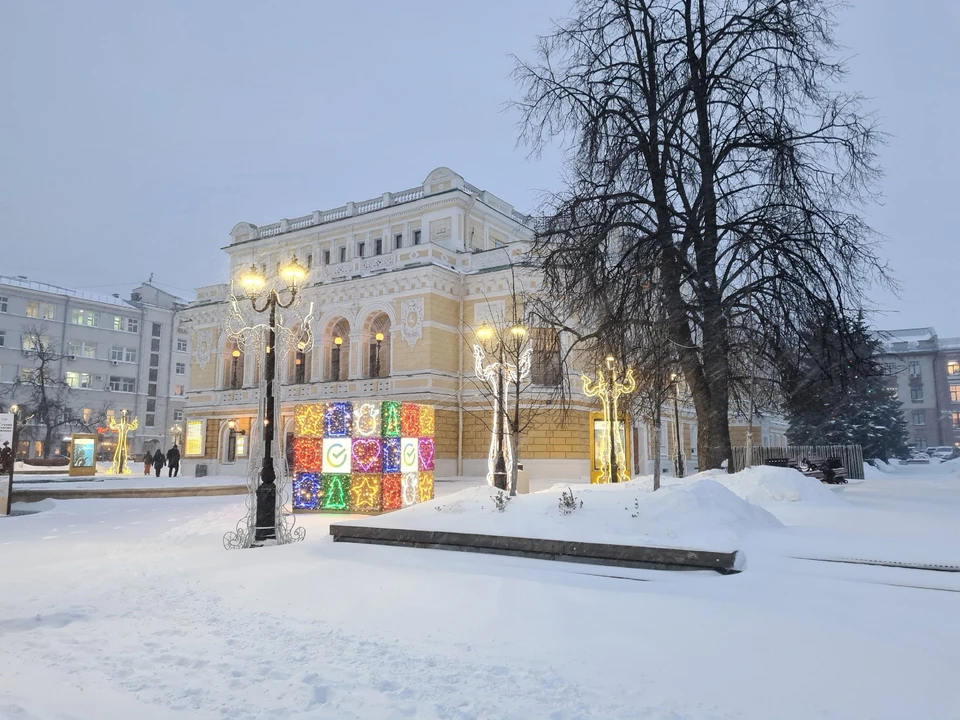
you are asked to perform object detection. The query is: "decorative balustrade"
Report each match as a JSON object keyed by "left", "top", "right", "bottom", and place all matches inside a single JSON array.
[{"left": 392, "top": 187, "right": 423, "bottom": 204}]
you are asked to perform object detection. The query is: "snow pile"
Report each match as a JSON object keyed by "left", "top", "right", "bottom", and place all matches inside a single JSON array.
[
  {"left": 338, "top": 478, "right": 782, "bottom": 552},
  {"left": 671, "top": 466, "right": 844, "bottom": 507}
]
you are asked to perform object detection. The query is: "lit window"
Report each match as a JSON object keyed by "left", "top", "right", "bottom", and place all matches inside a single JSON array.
[
  {"left": 108, "top": 376, "right": 136, "bottom": 393},
  {"left": 41, "top": 303, "right": 56, "bottom": 320},
  {"left": 19, "top": 367, "right": 35, "bottom": 382},
  {"left": 106, "top": 409, "right": 115, "bottom": 423},
  {"left": 953, "top": 412, "right": 960, "bottom": 429},
  {"left": 951, "top": 386, "right": 960, "bottom": 403},
  {"left": 82, "top": 408, "right": 92, "bottom": 423},
  {"left": 174, "top": 384, "right": 184, "bottom": 396},
  {"left": 66, "top": 372, "right": 92, "bottom": 389},
  {"left": 948, "top": 361, "right": 960, "bottom": 376},
  {"left": 25, "top": 301, "right": 39, "bottom": 318},
  {"left": 185, "top": 420, "right": 204, "bottom": 456},
  {"left": 72, "top": 309, "right": 99, "bottom": 327}
]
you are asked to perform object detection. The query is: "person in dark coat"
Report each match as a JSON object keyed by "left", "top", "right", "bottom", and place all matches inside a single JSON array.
[
  {"left": 142, "top": 451, "right": 153, "bottom": 476},
  {"left": 166, "top": 445, "right": 181, "bottom": 477},
  {"left": 152, "top": 448, "right": 165, "bottom": 477}
]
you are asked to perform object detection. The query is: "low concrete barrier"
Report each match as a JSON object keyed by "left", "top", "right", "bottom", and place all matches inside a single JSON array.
[
  {"left": 13, "top": 485, "right": 247, "bottom": 502},
  {"left": 330, "top": 524, "right": 741, "bottom": 574}
]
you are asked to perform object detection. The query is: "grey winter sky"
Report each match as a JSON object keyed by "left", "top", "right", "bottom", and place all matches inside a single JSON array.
[{"left": 1, "top": 1, "right": 957, "bottom": 334}]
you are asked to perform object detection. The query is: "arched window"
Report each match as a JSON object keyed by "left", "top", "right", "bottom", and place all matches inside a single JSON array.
[
  {"left": 365, "top": 313, "right": 391, "bottom": 378},
  {"left": 288, "top": 329, "right": 312, "bottom": 385},
  {"left": 328, "top": 319, "right": 350, "bottom": 381}
]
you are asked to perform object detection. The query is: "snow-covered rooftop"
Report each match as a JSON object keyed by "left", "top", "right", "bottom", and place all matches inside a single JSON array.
[{"left": 0, "top": 275, "right": 134, "bottom": 308}]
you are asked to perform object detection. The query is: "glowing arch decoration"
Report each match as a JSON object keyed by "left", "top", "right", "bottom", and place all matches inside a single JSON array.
[{"left": 292, "top": 401, "right": 436, "bottom": 513}]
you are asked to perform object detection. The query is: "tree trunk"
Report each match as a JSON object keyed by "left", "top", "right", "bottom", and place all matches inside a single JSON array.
[{"left": 652, "top": 419, "right": 661, "bottom": 491}]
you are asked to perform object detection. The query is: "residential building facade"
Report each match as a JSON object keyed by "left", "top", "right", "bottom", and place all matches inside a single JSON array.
[
  {"left": 0, "top": 276, "right": 190, "bottom": 459},
  {"left": 181, "top": 167, "right": 784, "bottom": 480},
  {"left": 878, "top": 327, "right": 960, "bottom": 451}
]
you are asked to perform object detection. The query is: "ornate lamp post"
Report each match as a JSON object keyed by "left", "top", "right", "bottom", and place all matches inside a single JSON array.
[
  {"left": 374, "top": 332, "right": 384, "bottom": 378},
  {"left": 670, "top": 373, "right": 685, "bottom": 478},
  {"left": 582, "top": 356, "right": 636, "bottom": 483},
  {"left": 473, "top": 322, "right": 530, "bottom": 492},
  {"left": 238, "top": 257, "right": 306, "bottom": 544}
]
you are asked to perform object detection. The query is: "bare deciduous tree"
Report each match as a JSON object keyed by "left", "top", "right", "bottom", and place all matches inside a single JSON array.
[{"left": 514, "top": 0, "right": 887, "bottom": 471}]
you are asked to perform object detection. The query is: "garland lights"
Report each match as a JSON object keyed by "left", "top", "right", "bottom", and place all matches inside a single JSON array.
[{"left": 293, "top": 401, "right": 435, "bottom": 512}]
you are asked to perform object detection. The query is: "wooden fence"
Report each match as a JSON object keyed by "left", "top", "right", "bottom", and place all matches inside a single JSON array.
[{"left": 731, "top": 445, "right": 865, "bottom": 480}]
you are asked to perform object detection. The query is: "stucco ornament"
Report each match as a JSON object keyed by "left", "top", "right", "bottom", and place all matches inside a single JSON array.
[
  {"left": 194, "top": 329, "right": 213, "bottom": 369},
  {"left": 401, "top": 297, "right": 424, "bottom": 349}
]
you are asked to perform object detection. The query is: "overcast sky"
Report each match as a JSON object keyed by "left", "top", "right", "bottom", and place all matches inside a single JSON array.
[{"left": 2, "top": 0, "right": 956, "bottom": 334}]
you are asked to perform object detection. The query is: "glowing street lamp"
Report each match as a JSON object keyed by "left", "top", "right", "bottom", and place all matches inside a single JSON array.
[
  {"left": 582, "top": 356, "right": 636, "bottom": 483},
  {"left": 374, "top": 331, "right": 384, "bottom": 378},
  {"left": 236, "top": 256, "right": 307, "bottom": 544}
]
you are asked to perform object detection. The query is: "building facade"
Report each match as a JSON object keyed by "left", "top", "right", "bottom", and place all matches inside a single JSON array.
[
  {"left": 0, "top": 276, "right": 190, "bottom": 459},
  {"left": 878, "top": 327, "right": 960, "bottom": 451},
  {"left": 181, "top": 167, "right": 783, "bottom": 481}
]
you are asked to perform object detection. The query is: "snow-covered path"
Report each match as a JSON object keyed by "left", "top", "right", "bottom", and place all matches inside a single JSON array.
[{"left": 1, "top": 470, "right": 959, "bottom": 719}]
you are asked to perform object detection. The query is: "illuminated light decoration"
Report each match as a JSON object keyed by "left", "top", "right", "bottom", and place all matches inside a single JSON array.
[
  {"left": 473, "top": 342, "right": 532, "bottom": 487},
  {"left": 325, "top": 402, "right": 352, "bottom": 438},
  {"left": 382, "top": 437, "right": 402, "bottom": 473},
  {"left": 382, "top": 474, "right": 403, "bottom": 510},
  {"left": 401, "top": 472, "right": 419, "bottom": 507},
  {"left": 349, "top": 474, "right": 382, "bottom": 512},
  {"left": 400, "top": 438, "right": 419, "bottom": 473},
  {"left": 321, "top": 474, "right": 351, "bottom": 511},
  {"left": 352, "top": 437, "right": 382, "bottom": 473},
  {"left": 292, "top": 437, "right": 323, "bottom": 473},
  {"left": 417, "top": 471, "right": 434, "bottom": 503},
  {"left": 295, "top": 403, "right": 326, "bottom": 438},
  {"left": 381, "top": 401, "right": 401, "bottom": 437},
  {"left": 418, "top": 405, "right": 435, "bottom": 437},
  {"left": 355, "top": 403, "right": 382, "bottom": 437},
  {"left": 400, "top": 403, "right": 420, "bottom": 437},
  {"left": 418, "top": 437, "right": 435, "bottom": 471},
  {"left": 293, "top": 473, "right": 322, "bottom": 510},
  {"left": 108, "top": 411, "right": 138, "bottom": 475},
  {"left": 582, "top": 359, "right": 637, "bottom": 484},
  {"left": 322, "top": 437, "right": 352, "bottom": 474}
]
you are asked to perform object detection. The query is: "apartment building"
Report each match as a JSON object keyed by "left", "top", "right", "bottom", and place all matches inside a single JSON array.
[
  {"left": 0, "top": 276, "right": 190, "bottom": 458},
  {"left": 877, "top": 327, "right": 960, "bottom": 450}
]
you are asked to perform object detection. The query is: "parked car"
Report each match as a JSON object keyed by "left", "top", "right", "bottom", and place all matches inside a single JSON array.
[{"left": 927, "top": 446, "right": 958, "bottom": 461}]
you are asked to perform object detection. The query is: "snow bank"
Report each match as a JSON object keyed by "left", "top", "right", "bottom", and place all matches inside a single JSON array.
[
  {"left": 663, "top": 465, "right": 844, "bottom": 507},
  {"left": 338, "top": 478, "right": 782, "bottom": 552}
]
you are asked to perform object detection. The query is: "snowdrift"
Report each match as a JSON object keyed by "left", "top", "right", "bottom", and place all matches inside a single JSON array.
[
  {"left": 337, "top": 478, "right": 782, "bottom": 552},
  {"left": 666, "top": 466, "right": 844, "bottom": 507}
]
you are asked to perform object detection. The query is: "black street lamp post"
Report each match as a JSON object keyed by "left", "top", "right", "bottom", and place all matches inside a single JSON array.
[
  {"left": 238, "top": 258, "right": 306, "bottom": 544},
  {"left": 671, "top": 373, "right": 685, "bottom": 478}
]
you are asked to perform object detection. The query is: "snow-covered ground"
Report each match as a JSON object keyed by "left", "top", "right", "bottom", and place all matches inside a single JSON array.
[{"left": 1, "top": 467, "right": 959, "bottom": 719}]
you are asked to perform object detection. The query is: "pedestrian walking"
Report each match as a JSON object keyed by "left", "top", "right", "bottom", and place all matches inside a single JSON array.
[
  {"left": 142, "top": 451, "right": 152, "bottom": 476},
  {"left": 152, "top": 448, "right": 165, "bottom": 477},
  {"left": 166, "top": 445, "right": 181, "bottom": 477},
  {"left": 1, "top": 441, "right": 13, "bottom": 474}
]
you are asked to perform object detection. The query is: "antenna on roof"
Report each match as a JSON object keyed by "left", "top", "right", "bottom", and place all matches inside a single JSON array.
[{"left": 148, "top": 273, "right": 154, "bottom": 283}]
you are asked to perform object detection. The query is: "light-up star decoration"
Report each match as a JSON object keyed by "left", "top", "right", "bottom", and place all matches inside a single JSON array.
[
  {"left": 108, "top": 409, "right": 138, "bottom": 475},
  {"left": 582, "top": 356, "right": 636, "bottom": 483},
  {"left": 473, "top": 342, "right": 532, "bottom": 488}
]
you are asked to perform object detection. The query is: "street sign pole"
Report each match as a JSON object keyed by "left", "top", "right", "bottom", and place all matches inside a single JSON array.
[{"left": 0, "top": 413, "right": 14, "bottom": 516}]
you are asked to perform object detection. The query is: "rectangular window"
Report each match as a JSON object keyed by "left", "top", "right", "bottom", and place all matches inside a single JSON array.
[
  {"left": 395, "top": 233, "right": 403, "bottom": 250},
  {"left": 953, "top": 412, "right": 960, "bottom": 428},
  {"left": 910, "top": 385, "right": 924, "bottom": 401},
  {"left": 82, "top": 342, "right": 96, "bottom": 358},
  {"left": 106, "top": 409, "right": 115, "bottom": 423},
  {"left": 67, "top": 340, "right": 81, "bottom": 356},
  {"left": 948, "top": 361, "right": 960, "bottom": 376},
  {"left": 177, "top": 338, "right": 188, "bottom": 352},
  {"left": 150, "top": 338, "right": 160, "bottom": 352},
  {"left": 0, "top": 296, "right": 7, "bottom": 312},
  {"left": 357, "top": 241, "right": 365, "bottom": 258},
  {"left": 235, "top": 434, "right": 246, "bottom": 457},
  {"left": 145, "top": 413, "right": 155, "bottom": 428},
  {"left": 41, "top": 303, "right": 56, "bottom": 320},
  {"left": 150, "top": 353, "right": 160, "bottom": 367},
  {"left": 152, "top": 322, "right": 161, "bottom": 338},
  {"left": 908, "top": 361, "right": 921, "bottom": 376},
  {"left": 148, "top": 382, "right": 157, "bottom": 397},
  {"left": 173, "top": 409, "right": 184, "bottom": 422},
  {"left": 912, "top": 410, "right": 926, "bottom": 425},
  {"left": 185, "top": 420, "right": 204, "bottom": 456},
  {"left": 531, "top": 329, "right": 562, "bottom": 386},
  {"left": 413, "top": 229, "right": 422, "bottom": 245},
  {"left": 323, "top": 250, "right": 331, "bottom": 265},
  {"left": 108, "top": 376, "right": 136, "bottom": 393},
  {"left": 82, "top": 408, "right": 92, "bottom": 423},
  {"left": 149, "top": 369, "right": 159, "bottom": 383},
  {"left": 127, "top": 318, "right": 139, "bottom": 333},
  {"left": 306, "top": 253, "right": 313, "bottom": 269},
  {"left": 110, "top": 346, "right": 125, "bottom": 362},
  {"left": 19, "top": 367, "right": 34, "bottom": 382},
  {"left": 951, "top": 386, "right": 960, "bottom": 403},
  {"left": 124, "top": 347, "right": 137, "bottom": 363},
  {"left": 113, "top": 316, "right": 124, "bottom": 331},
  {"left": 72, "top": 309, "right": 99, "bottom": 327},
  {"left": 26, "top": 301, "right": 40, "bottom": 318},
  {"left": 374, "top": 238, "right": 383, "bottom": 255},
  {"left": 175, "top": 362, "right": 186, "bottom": 375},
  {"left": 21, "top": 335, "right": 50, "bottom": 352},
  {"left": 915, "top": 437, "right": 927, "bottom": 450},
  {"left": 339, "top": 247, "right": 347, "bottom": 263},
  {"left": 65, "top": 372, "right": 92, "bottom": 389},
  {"left": 146, "top": 399, "right": 156, "bottom": 412},
  {"left": 174, "top": 384, "right": 184, "bottom": 396},
  {"left": 0, "top": 331, "right": 4, "bottom": 347}
]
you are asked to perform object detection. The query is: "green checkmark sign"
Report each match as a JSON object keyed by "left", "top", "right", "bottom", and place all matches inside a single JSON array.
[
  {"left": 404, "top": 446, "right": 415, "bottom": 463},
  {"left": 327, "top": 445, "right": 347, "bottom": 467}
]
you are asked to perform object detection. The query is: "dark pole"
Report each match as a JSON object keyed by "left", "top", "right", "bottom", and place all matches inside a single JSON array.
[
  {"left": 610, "top": 411, "right": 618, "bottom": 484},
  {"left": 673, "top": 382, "right": 684, "bottom": 478},
  {"left": 374, "top": 339, "right": 381, "bottom": 378},
  {"left": 4, "top": 413, "right": 15, "bottom": 515},
  {"left": 255, "top": 294, "right": 278, "bottom": 542}
]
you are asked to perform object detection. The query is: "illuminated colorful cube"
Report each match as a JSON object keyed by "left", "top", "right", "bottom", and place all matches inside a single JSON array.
[
  {"left": 354, "top": 403, "right": 382, "bottom": 437},
  {"left": 401, "top": 403, "right": 420, "bottom": 436},
  {"left": 350, "top": 474, "right": 382, "bottom": 512},
  {"left": 382, "top": 473, "right": 403, "bottom": 510},
  {"left": 352, "top": 437, "right": 382, "bottom": 473},
  {"left": 419, "top": 405, "right": 435, "bottom": 437},
  {"left": 381, "top": 401, "right": 402, "bottom": 437},
  {"left": 293, "top": 437, "right": 323, "bottom": 473},
  {"left": 321, "top": 474, "right": 351, "bottom": 511},
  {"left": 325, "top": 402, "right": 352, "bottom": 438},
  {"left": 382, "top": 437, "right": 401, "bottom": 473},
  {"left": 418, "top": 471, "right": 434, "bottom": 503},
  {"left": 401, "top": 472, "right": 419, "bottom": 507},
  {"left": 418, "top": 437, "right": 435, "bottom": 472},
  {"left": 322, "top": 437, "right": 352, "bottom": 474},
  {"left": 293, "top": 472, "right": 322, "bottom": 510}
]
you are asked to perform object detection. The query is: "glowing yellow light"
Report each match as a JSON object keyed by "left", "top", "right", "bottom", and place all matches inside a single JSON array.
[
  {"left": 295, "top": 403, "right": 325, "bottom": 438},
  {"left": 107, "top": 411, "right": 138, "bottom": 474},
  {"left": 582, "top": 364, "right": 636, "bottom": 484},
  {"left": 227, "top": 419, "right": 236, "bottom": 430},
  {"left": 232, "top": 349, "right": 241, "bottom": 358},
  {"left": 239, "top": 265, "right": 266, "bottom": 297},
  {"left": 476, "top": 324, "right": 493, "bottom": 342},
  {"left": 9, "top": 404, "right": 18, "bottom": 414},
  {"left": 350, "top": 474, "right": 382, "bottom": 512},
  {"left": 510, "top": 324, "right": 527, "bottom": 337},
  {"left": 280, "top": 256, "right": 307, "bottom": 288},
  {"left": 334, "top": 336, "right": 343, "bottom": 346},
  {"left": 375, "top": 332, "right": 384, "bottom": 342}
]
